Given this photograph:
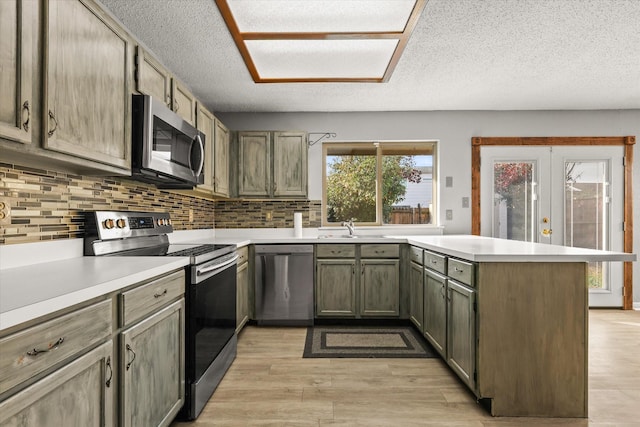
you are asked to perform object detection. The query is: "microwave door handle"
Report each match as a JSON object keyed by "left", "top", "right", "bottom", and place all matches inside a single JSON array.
[{"left": 192, "top": 134, "right": 205, "bottom": 178}]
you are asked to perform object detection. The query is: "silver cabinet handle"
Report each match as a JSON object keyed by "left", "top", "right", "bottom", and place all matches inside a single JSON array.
[
  {"left": 154, "top": 289, "right": 167, "bottom": 298},
  {"left": 27, "top": 337, "right": 64, "bottom": 356},
  {"left": 126, "top": 344, "right": 136, "bottom": 370}
]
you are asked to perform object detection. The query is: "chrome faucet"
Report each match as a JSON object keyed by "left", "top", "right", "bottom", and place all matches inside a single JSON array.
[{"left": 342, "top": 219, "right": 355, "bottom": 236}]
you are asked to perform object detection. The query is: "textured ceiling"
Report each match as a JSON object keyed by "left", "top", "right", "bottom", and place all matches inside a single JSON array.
[{"left": 97, "top": 0, "right": 640, "bottom": 113}]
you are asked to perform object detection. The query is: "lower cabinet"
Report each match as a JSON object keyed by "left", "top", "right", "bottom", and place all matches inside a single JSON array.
[
  {"left": 236, "top": 247, "right": 250, "bottom": 333},
  {"left": 315, "top": 244, "right": 400, "bottom": 318},
  {"left": 0, "top": 341, "right": 114, "bottom": 426},
  {"left": 120, "top": 299, "right": 185, "bottom": 427},
  {"left": 446, "top": 280, "right": 476, "bottom": 391},
  {"left": 360, "top": 259, "right": 399, "bottom": 317},
  {"left": 423, "top": 268, "right": 447, "bottom": 357},
  {"left": 316, "top": 259, "right": 357, "bottom": 317},
  {"left": 409, "top": 260, "right": 424, "bottom": 330}
]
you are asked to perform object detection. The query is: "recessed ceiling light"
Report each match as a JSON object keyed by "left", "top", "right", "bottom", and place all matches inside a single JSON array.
[{"left": 215, "top": 0, "right": 427, "bottom": 83}]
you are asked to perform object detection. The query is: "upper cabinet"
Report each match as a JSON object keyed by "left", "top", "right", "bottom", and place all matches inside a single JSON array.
[
  {"left": 135, "top": 46, "right": 196, "bottom": 126},
  {"left": 213, "top": 118, "right": 230, "bottom": 197},
  {"left": 238, "top": 131, "right": 271, "bottom": 197},
  {"left": 196, "top": 103, "right": 216, "bottom": 194},
  {"left": 0, "top": 0, "right": 34, "bottom": 146},
  {"left": 44, "top": 0, "right": 132, "bottom": 170},
  {"left": 237, "top": 131, "right": 308, "bottom": 198},
  {"left": 273, "top": 131, "right": 308, "bottom": 197},
  {"left": 135, "top": 46, "right": 171, "bottom": 107}
]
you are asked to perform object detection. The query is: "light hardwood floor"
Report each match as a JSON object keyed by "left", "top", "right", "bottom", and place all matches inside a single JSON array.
[{"left": 173, "top": 310, "right": 640, "bottom": 426}]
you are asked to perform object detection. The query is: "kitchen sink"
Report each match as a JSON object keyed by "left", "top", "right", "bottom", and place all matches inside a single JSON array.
[{"left": 317, "top": 235, "right": 387, "bottom": 239}]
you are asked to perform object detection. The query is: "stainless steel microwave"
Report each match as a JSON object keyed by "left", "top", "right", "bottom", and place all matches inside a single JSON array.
[{"left": 131, "top": 95, "right": 204, "bottom": 188}]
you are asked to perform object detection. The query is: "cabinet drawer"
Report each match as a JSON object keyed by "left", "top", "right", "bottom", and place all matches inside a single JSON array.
[
  {"left": 409, "top": 246, "right": 423, "bottom": 265},
  {"left": 237, "top": 246, "right": 249, "bottom": 265},
  {"left": 361, "top": 244, "right": 399, "bottom": 258},
  {"left": 447, "top": 258, "right": 475, "bottom": 287},
  {"left": 316, "top": 244, "right": 356, "bottom": 258},
  {"left": 425, "top": 251, "right": 447, "bottom": 274},
  {"left": 0, "top": 299, "right": 112, "bottom": 395},
  {"left": 120, "top": 270, "right": 185, "bottom": 326}
]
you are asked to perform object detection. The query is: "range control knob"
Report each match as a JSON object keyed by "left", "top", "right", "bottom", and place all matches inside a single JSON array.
[
  {"left": 157, "top": 218, "right": 166, "bottom": 226},
  {"left": 116, "top": 219, "right": 127, "bottom": 229},
  {"left": 167, "top": 219, "right": 172, "bottom": 226},
  {"left": 103, "top": 219, "right": 115, "bottom": 229}
]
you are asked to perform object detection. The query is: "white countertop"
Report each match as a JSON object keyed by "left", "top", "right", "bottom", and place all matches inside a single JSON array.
[
  {"left": 0, "top": 256, "right": 189, "bottom": 332},
  {"left": 403, "top": 235, "right": 636, "bottom": 262},
  {"left": 1, "top": 233, "right": 634, "bottom": 333}
]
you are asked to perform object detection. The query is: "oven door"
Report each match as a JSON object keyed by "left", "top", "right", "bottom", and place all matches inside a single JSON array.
[
  {"left": 133, "top": 95, "right": 204, "bottom": 186},
  {"left": 186, "top": 254, "right": 238, "bottom": 383}
]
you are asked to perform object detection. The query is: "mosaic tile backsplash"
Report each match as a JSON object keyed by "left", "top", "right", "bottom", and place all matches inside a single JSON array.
[
  {"left": 0, "top": 163, "right": 215, "bottom": 245},
  {"left": 0, "top": 163, "right": 323, "bottom": 245},
  {"left": 214, "top": 200, "right": 322, "bottom": 228}
]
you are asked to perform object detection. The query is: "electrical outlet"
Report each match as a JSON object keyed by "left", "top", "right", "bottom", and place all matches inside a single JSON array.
[
  {"left": 0, "top": 199, "right": 10, "bottom": 224},
  {"left": 462, "top": 197, "right": 469, "bottom": 208},
  {"left": 266, "top": 211, "right": 273, "bottom": 221},
  {"left": 309, "top": 210, "right": 316, "bottom": 222},
  {"left": 445, "top": 176, "right": 453, "bottom": 188},
  {"left": 446, "top": 209, "right": 453, "bottom": 220},
  {"left": 188, "top": 209, "right": 194, "bottom": 223}
]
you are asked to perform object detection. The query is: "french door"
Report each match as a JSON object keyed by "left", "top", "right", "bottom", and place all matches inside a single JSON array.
[{"left": 480, "top": 146, "right": 624, "bottom": 307}]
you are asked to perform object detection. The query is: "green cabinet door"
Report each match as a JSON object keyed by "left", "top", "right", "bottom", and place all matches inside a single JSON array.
[
  {"left": 120, "top": 300, "right": 185, "bottom": 427},
  {"left": 447, "top": 280, "right": 476, "bottom": 391},
  {"left": 409, "top": 261, "right": 424, "bottom": 329},
  {"left": 316, "top": 259, "right": 357, "bottom": 317},
  {"left": 424, "top": 268, "right": 447, "bottom": 357},
  {"left": 238, "top": 131, "right": 271, "bottom": 197},
  {"left": 360, "top": 259, "right": 399, "bottom": 317},
  {"left": 45, "top": 0, "right": 131, "bottom": 171}
]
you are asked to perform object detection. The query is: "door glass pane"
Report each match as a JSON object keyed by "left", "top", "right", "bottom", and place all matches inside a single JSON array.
[
  {"left": 325, "top": 146, "right": 377, "bottom": 223},
  {"left": 493, "top": 162, "right": 535, "bottom": 241},
  {"left": 565, "top": 161, "right": 608, "bottom": 289}
]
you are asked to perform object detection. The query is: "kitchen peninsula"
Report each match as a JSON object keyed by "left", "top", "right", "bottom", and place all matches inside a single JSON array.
[{"left": 0, "top": 234, "right": 635, "bottom": 421}]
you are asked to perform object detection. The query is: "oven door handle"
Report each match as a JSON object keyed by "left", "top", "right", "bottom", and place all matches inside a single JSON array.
[{"left": 196, "top": 254, "right": 239, "bottom": 277}]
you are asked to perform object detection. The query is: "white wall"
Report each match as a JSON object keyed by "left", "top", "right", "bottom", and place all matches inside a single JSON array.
[{"left": 218, "top": 109, "right": 640, "bottom": 304}]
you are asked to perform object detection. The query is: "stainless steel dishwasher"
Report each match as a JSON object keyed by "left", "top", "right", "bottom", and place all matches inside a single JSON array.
[{"left": 254, "top": 244, "right": 314, "bottom": 325}]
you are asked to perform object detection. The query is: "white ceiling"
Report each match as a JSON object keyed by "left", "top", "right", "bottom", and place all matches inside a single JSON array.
[{"left": 98, "top": 0, "right": 640, "bottom": 113}]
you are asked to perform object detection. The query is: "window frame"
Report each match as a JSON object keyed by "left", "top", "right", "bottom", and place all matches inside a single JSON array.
[{"left": 322, "top": 140, "right": 438, "bottom": 227}]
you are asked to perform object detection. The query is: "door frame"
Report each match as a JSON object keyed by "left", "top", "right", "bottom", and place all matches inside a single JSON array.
[{"left": 471, "top": 136, "right": 635, "bottom": 310}]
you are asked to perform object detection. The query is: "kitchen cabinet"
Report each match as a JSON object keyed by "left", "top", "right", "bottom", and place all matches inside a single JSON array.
[
  {"left": 0, "top": 341, "right": 114, "bottom": 426},
  {"left": 446, "top": 279, "right": 476, "bottom": 391},
  {"left": 273, "top": 131, "right": 308, "bottom": 197},
  {"left": 0, "top": 298, "right": 114, "bottom": 426},
  {"left": 315, "top": 244, "right": 399, "bottom": 318},
  {"left": 135, "top": 46, "right": 172, "bottom": 108},
  {"left": 171, "top": 79, "right": 196, "bottom": 126},
  {"left": 423, "top": 268, "right": 447, "bottom": 357},
  {"left": 237, "top": 131, "right": 308, "bottom": 198},
  {"left": 409, "top": 260, "right": 424, "bottom": 330},
  {"left": 213, "top": 118, "right": 230, "bottom": 197},
  {"left": 44, "top": 0, "right": 132, "bottom": 171},
  {"left": 0, "top": 0, "right": 34, "bottom": 146},
  {"left": 315, "top": 259, "right": 357, "bottom": 317},
  {"left": 236, "top": 246, "right": 250, "bottom": 333},
  {"left": 135, "top": 46, "right": 196, "bottom": 125},
  {"left": 193, "top": 103, "right": 216, "bottom": 195},
  {"left": 119, "top": 270, "right": 185, "bottom": 427}
]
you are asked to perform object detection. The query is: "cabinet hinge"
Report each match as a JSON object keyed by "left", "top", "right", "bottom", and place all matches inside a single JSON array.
[
  {"left": 623, "top": 156, "right": 626, "bottom": 167},
  {"left": 473, "top": 370, "right": 477, "bottom": 382},
  {"left": 623, "top": 222, "right": 626, "bottom": 232}
]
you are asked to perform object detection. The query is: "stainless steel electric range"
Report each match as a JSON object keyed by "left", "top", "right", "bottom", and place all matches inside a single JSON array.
[{"left": 84, "top": 211, "right": 237, "bottom": 420}]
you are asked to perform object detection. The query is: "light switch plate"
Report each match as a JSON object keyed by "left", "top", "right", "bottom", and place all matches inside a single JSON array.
[
  {"left": 462, "top": 197, "right": 469, "bottom": 208},
  {"left": 446, "top": 209, "right": 453, "bottom": 220},
  {"left": 445, "top": 176, "right": 453, "bottom": 187}
]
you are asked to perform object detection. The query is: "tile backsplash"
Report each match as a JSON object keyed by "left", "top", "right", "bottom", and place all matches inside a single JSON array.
[
  {"left": 0, "top": 163, "right": 215, "bottom": 245},
  {"left": 214, "top": 200, "right": 322, "bottom": 228},
  {"left": 0, "top": 163, "right": 323, "bottom": 245}
]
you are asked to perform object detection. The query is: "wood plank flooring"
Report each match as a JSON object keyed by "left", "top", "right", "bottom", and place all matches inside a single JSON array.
[{"left": 172, "top": 310, "right": 640, "bottom": 426}]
